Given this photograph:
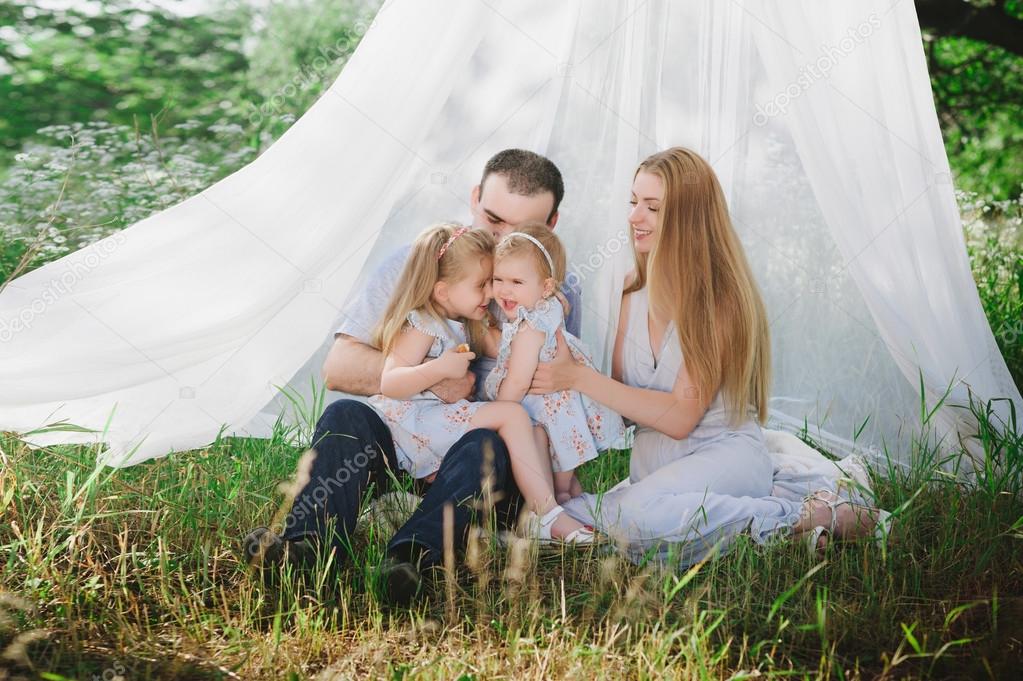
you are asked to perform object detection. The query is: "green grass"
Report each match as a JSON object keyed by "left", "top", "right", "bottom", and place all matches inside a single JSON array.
[{"left": 1, "top": 395, "right": 1021, "bottom": 680}]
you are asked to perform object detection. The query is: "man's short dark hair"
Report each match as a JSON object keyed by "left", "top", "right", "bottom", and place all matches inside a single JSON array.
[{"left": 480, "top": 149, "right": 564, "bottom": 223}]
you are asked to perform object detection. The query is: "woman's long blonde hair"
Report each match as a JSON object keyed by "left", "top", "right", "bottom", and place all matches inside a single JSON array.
[
  {"left": 372, "top": 223, "right": 494, "bottom": 356},
  {"left": 626, "top": 147, "right": 771, "bottom": 425}
]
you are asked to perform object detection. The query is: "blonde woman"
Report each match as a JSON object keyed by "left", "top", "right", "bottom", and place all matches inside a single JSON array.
[{"left": 531, "top": 147, "right": 890, "bottom": 561}]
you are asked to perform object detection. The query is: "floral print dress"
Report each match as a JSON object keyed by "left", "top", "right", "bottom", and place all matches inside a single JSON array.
[
  {"left": 484, "top": 298, "right": 626, "bottom": 472},
  {"left": 368, "top": 310, "right": 485, "bottom": 479}
]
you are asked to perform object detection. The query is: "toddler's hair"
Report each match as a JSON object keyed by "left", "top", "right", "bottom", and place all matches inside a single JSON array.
[
  {"left": 494, "top": 221, "right": 567, "bottom": 285},
  {"left": 372, "top": 223, "right": 495, "bottom": 356}
]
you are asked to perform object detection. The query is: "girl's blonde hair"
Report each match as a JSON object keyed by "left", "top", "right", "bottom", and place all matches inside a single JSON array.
[
  {"left": 372, "top": 223, "right": 495, "bottom": 356},
  {"left": 494, "top": 221, "right": 567, "bottom": 295},
  {"left": 626, "top": 147, "right": 771, "bottom": 425}
]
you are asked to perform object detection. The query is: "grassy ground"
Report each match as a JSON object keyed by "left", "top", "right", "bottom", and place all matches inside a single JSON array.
[
  {"left": 1, "top": 398, "right": 1021, "bottom": 680},
  {"left": 0, "top": 152, "right": 1019, "bottom": 681}
]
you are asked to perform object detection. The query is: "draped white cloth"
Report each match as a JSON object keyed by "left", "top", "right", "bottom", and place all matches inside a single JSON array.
[{"left": 1, "top": 0, "right": 1019, "bottom": 467}]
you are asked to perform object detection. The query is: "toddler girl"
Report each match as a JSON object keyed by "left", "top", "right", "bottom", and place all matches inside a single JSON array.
[
  {"left": 484, "top": 223, "right": 626, "bottom": 504},
  {"left": 369, "top": 222, "right": 593, "bottom": 543}
]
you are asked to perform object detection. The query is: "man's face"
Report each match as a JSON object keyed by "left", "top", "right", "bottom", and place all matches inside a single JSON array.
[{"left": 470, "top": 173, "right": 557, "bottom": 239}]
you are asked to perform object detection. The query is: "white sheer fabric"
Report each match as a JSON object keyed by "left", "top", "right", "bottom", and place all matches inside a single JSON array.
[{"left": 1, "top": 0, "right": 1018, "bottom": 467}]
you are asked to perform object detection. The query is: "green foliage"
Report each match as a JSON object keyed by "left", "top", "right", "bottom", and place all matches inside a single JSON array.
[
  {"left": 0, "top": 0, "right": 376, "bottom": 172},
  {"left": 0, "top": 0, "right": 378, "bottom": 285},
  {"left": 0, "top": 119, "right": 257, "bottom": 278},
  {"left": 244, "top": 0, "right": 372, "bottom": 142},
  {"left": 961, "top": 191, "right": 1023, "bottom": 386},
  {"left": 926, "top": 33, "right": 1023, "bottom": 202},
  {"left": 0, "top": 0, "right": 255, "bottom": 164}
]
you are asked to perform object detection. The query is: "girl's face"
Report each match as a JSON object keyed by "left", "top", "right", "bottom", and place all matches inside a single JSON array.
[
  {"left": 492, "top": 253, "right": 552, "bottom": 317},
  {"left": 628, "top": 170, "right": 664, "bottom": 255},
  {"left": 436, "top": 255, "right": 493, "bottom": 320}
]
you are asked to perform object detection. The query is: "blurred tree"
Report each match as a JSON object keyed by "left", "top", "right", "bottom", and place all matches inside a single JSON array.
[
  {"left": 0, "top": 0, "right": 376, "bottom": 169},
  {"left": 917, "top": 0, "right": 1023, "bottom": 55},
  {"left": 917, "top": 0, "right": 1023, "bottom": 201},
  {"left": 0, "top": 0, "right": 256, "bottom": 161}
]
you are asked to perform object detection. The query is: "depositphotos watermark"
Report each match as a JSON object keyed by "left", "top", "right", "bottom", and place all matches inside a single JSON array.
[
  {"left": 286, "top": 442, "right": 379, "bottom": 524},
  {"left": 0, "top": 232, "right": 127, "bottom": 343},
  {"left": 753, "top": 13, "right": 881, "bottom": 127},
  {"left": 564, "top": 228, "right": 631, "bottom": 290},
  {"left": 243, "top": 442, "right": 381, "bottom": 557},
  {"left": 247, "top": 22, "right": 370, "bottom": 127}
]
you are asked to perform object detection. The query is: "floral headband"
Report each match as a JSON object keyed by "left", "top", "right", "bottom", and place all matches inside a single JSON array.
[
  {"left": 502, "top": 231, "right": 555, "bottom": 276},
  {"left": 436, "top": 226, "right": 470, "bottom": 260}
]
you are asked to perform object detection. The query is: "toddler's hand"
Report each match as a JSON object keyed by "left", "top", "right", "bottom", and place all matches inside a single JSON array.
[{"left": 436, "top": 346, "right": 476, "bottom": 379}]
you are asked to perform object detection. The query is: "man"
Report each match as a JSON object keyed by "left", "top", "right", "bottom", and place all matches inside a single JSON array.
[{"left": 245, "top": 149, "right": 579, "bottom": 605}]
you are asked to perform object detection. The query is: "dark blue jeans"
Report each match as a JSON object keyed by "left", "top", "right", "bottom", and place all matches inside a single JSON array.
[{"left": 281, "top": 399, "right": 521, "bottom": 567}]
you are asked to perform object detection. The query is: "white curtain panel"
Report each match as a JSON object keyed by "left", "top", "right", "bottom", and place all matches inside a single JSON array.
[{"left": 1, "top": 0, "right": 1018, "bottom": 466}]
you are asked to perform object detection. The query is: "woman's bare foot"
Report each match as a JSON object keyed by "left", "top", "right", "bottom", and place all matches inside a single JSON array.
[{"left": 794, "top": 490, "right": 885, "bottom": 556}]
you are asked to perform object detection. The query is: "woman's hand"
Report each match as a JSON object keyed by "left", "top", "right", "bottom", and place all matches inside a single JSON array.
[{"left": 529, "top": 330, "right": 585, "bottom": 394}]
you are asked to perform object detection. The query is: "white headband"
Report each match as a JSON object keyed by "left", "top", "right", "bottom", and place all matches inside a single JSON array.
[{"left": 502, "top": 232, "right": 555, "bottom": 277}]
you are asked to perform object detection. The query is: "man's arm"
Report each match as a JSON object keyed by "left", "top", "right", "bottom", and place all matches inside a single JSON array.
[
  {"left": 322, "top": 334, "right": 477, "bottom": 401},
  {"left": 322, "top": 335, "right": 385, "bottom": 396},
  {"left": 563, "top": 279, "right": 583, "bottom": 337}
]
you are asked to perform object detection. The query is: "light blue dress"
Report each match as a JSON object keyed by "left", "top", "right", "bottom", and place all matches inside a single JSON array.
[
  {"left": 483, "top": 298, "right": 626, "bottom": 472},
  {"left": 561, "top": 288, "right": 810, "bottom": 565},
  {"left": 368, "top": 310, "right": 485, "bottom": 479}
]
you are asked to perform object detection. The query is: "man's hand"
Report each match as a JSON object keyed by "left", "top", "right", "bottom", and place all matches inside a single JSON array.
[
  {"left": 429, "top": 371, "right": 476, "bottom": 403},
  {"left": 529, "top": 330, "right": 580, "bottom": 394}
]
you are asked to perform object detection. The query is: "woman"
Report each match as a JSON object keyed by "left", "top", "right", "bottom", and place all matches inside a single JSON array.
[{"left": 531, "top": 147, "right": 888, "bottom": 562}]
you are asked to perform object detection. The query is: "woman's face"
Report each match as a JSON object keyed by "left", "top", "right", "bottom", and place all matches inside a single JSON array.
[{"left": 629, "top": 170, "right": 664, "bottom": 255}]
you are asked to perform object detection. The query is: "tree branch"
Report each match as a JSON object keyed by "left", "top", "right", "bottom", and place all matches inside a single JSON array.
[{"left": 917, "top": 0, "right": 1023, "bottom": 57}]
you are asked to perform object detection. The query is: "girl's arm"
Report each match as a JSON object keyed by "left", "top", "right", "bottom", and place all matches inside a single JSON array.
[
  {"left": 380, "top": 325, "right": 474, "bottom": 399},
  {"left": 495, "top": 325, "right": 546, "bottom": 402}
]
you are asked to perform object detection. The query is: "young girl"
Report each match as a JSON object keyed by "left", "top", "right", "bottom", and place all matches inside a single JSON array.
[
  {"left": 369, "top": 222, "right": 593, "bottom": 543},
  {"left": 484, "top": 223, "right": 626, "bottom": 504}
]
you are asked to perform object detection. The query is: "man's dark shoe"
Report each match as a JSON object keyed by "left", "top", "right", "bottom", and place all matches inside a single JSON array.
[
  {"left": 379, "top": 557, "right": 423, "bottom": 607},
  {"left": 243, "top": 526, "right": 283, "bottom": 567},
  {"left": 242, "top": 527, "right": 318, "bottom": 576}
]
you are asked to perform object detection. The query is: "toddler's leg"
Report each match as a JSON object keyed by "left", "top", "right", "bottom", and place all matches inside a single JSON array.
[
  {"left": 553, "top": 470, "right": 575, "bottom": 505},
  {"left": 532, "top": 426, "right": 568, "bottom": 501},
  {"left": 569, "top": 473, "right": 583, "bottom": 498},
  {"left": 471, "top": 403, "right": 587, "bottom": 539}
]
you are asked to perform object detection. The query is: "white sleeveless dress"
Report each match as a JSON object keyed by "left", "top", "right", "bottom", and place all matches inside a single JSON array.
[{"left": 560, "top": 288, "right": 807, "bottom": 564}]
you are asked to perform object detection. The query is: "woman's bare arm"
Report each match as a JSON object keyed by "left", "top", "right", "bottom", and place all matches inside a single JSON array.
[
  {"left": 570, "top": 355, "right": 712, "bottom": 439},
  {"left": 531, "top": 291, "right": 712, "bottom": 440}
]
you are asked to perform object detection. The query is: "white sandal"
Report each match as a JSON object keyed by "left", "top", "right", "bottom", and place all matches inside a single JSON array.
[
  {"left": 803, "top": 490, "right": 893, "bottom": 558},
  {"left": 522, "top": 504, "right": 596, "bottom": 545},
  {"left": 804, "top": 491, "right": 839, "bottom": 558}
]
